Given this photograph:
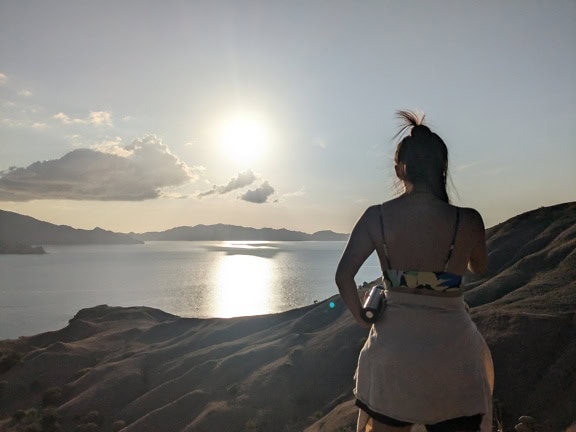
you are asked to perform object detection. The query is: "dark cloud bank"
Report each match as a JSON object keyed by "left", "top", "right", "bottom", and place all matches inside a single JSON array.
[
  {"left": 199, "top": 170, "right": 276, "bottom": 204},
  {"left": 0, "top": 136, "right": 197, "bottom": 201},
  {"left": 241, "top": 181, "right": 275, "bottom": 203},
  {"left": 198, "top": 170, "right": 257, "bottom": 197}
]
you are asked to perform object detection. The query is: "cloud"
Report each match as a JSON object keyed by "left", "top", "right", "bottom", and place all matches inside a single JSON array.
[
  {"left": 0, "top": 73, "right": 7, "bottom": 85},
  {"left": 53, "top": 112, "right": 85, "bottom": 125},
  {"left": 89, "top": 111, "right": 112, "bottom": 126},
  {"left": 53, "top": 111, "right": 113, "bottom": 126},
  {"left": 198, "top": 169, "right": 257, "bottom": 197},
  {"left": 453, "top": 161, "right": 482, "bottom": 172},
  {"left": 92, "top": 137, "right": 131, "bottom": 157},
  {"left": 1, "top": 118, "right": 27, "bottom": 127},
  {"left": 198, "top": 186, "right": 217, "bottom": 197},
  {"left": 219, "top": 170, "right": 257, "bottom": 193},
  {"left": 240, "top": 181, "right": 275, "bottom": 204},
  {"left": 283, "top": 187, "right": 306, "bottom": 198},
  {"left": 0, "top": 135, "right": 199, "bottom": 201},
  {"left": 18, "top": 89, "right": 33, "bottom": 97}
]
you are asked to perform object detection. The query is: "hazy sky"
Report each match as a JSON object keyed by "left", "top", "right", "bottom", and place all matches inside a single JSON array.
[{"left": 1, "top": 0, "right": 575, "bottom": 234}]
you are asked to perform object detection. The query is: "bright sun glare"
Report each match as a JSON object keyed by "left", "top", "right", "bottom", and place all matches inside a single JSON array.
[
  {"left": 214, "top": 252, "right": 272, "bottom": 317},
  {"left": 219, "top": 114, "right": 268, "bottom": 166}
]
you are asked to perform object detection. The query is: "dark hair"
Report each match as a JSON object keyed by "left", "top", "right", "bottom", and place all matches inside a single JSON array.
[{"left": 394, "top": 110, "right": 449, "bottom": 203}]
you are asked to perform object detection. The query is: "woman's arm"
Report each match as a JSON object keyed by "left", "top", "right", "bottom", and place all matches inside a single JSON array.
[
  {"left": 335, "top": 208, "right": 377, "bottom": 327},
  {"left": 467, "top": 209, "right": 488, "bottom": 274}
]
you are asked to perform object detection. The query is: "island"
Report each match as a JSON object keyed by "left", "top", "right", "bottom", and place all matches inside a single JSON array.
[{"left": 0, "top": 242, "right": 46, "bottom": 255}]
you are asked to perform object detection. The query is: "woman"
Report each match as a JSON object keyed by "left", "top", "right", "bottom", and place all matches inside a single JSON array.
[{"left": 335, "top": 111, "right": 493, "bottom": 432}]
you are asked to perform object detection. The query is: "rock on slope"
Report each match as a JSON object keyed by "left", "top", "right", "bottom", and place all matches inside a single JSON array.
[{"left": 0, "top": 202, "right": 574, "bottom": 432}]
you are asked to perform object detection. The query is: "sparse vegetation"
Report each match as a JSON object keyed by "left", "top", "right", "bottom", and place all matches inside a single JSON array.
[
  {"left": 40, "top": 408, "right": 62, "bottom": 432},
  {"left": 11, "top": 409, "right": 26, "bottom": 423},
  {"left": 0, "top": 350, "right": 21, "bottom": 373},
  {"left": 6, "top": 408, "right": 62, "bottom": 432},
  {"left": 80, "top": 411, "right": 103, "bottom": 427},
  {"left": 22, "top": 424, "right": 42, "bottom": 432},
  {"left": 227, "top": 383, "right": 240, "bottom": 395},
  {"left": 111, "top": 420, "right": 125, "bottom": 431},
  {"left": 493, "top": 398, "right": 504, "bottom": 432},
  {"left": 41, "top": 386, "right": 62, "bottom": 407},
  {"left": 75, "top": 423, "right": 99, "bottom": 432},
  {"left": 73, "top": 368, "right": 92, "bottom": 380},
  {"left": 244, "top": 418, "right": 258, "bottom": 432},
  {"left": 308, "top": 410, "right": 323, "bottom": 422},
  {"left": 515, "top": 415, "right": 538, "bottom": 432},
  {"left": 29, "top": 380, "right": 43, "bottom": 393}
]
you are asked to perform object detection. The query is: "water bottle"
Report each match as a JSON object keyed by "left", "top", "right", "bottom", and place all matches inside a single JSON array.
[{"left": 361, "top": 285, "right": 385, "bottom": 323}]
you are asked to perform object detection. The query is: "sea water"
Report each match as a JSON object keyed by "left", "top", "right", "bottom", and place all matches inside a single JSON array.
[{"left": 0, "top": 241, "right": 380, "bottom": 339}]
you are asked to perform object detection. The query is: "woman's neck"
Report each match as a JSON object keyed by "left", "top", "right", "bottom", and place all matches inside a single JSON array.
[{"left": 403, "top": 183, "right": 436, "bottom": 195}]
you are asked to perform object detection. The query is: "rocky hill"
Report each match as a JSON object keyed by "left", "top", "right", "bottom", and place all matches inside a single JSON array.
[
  {"left": 0, "top": 203, "right": 574, "bottom": 432},
  {"left": 0, "top": 210, "right": 142, "bottom": 246},
  {"left": 463, "top": 202, "right": 576, "bottom": 430}
]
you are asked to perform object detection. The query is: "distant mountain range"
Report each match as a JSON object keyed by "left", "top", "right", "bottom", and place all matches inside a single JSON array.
[
  {"left": 0, "top": 210, "right": 142, "bottom": 250},
  {"left": 0, "top": 210, "right": 348, "bottom": 252},
  {"left": 133, "top": 225, "right": 348, "bottom": 241}
]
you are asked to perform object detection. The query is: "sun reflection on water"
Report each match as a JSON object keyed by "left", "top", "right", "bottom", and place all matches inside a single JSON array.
[{"left": 212, "top": 253, "right": 273, "bottom": 318}]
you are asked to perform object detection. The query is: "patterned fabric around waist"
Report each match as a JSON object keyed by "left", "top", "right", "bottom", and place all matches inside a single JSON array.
[{"left": 383, "top": 269, "right": 463, "bottom": 293}]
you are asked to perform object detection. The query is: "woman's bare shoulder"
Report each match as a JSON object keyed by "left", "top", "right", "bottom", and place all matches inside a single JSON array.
[
  {"left": 365, "top": 197, "right": 405, "bottom": 220},
  {"left": 455, "top": 206, "right": 485, "bottom": 230},
  {"left": 355, "top": 203, "right": 393, "bottom": 238},
  {"left": 358, "top": 204, "right": 383, "bottom": 227},
  {"left": 380, "top": 196, "right": 404, "bottom": 211}
]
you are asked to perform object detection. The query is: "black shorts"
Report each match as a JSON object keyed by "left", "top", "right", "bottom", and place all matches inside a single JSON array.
[{"left": 356, "top": 399, "right": 483, "bottom": 432}]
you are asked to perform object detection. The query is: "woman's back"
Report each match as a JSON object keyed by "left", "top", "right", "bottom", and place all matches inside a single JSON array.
[{"left": 379, "top": 193, "right": 486, "bottom": 276}]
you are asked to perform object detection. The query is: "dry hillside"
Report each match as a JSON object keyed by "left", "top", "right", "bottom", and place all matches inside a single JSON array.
[{"left": 0, "top": 202, "right": 574, "bottom": 432}]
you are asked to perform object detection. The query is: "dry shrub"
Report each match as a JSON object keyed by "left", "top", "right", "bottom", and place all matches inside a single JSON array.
[
  {"left": 112, "top": 420, "right": 126, "bottom": 431},
  {"left": 81, "top": 411, "right": 103, "bottom": 426},
  {"left": 75, "top": 423, "right": 99, "bottom": 432},
  {"left": 0, "top": 350, "right": 21, "bottom": 373},
  {"left": 42, "top": 386, "right": 63, "bottom": 407}
]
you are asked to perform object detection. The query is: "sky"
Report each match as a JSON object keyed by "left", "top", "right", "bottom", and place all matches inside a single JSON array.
[{"left": 0, "top": 0, "right": 575, "bottom": 234}]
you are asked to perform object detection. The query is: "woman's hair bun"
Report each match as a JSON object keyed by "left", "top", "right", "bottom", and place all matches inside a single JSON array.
[
  {"left": 394, "top": 110, "right": 427, "bottom": 140},
  {"left": 411, "top": 124, "right": 431, "bottom": 138}
]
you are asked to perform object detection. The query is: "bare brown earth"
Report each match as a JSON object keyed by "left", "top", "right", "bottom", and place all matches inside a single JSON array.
[{"left": 0, "top": 202, "right": 574, "bottom": 432}]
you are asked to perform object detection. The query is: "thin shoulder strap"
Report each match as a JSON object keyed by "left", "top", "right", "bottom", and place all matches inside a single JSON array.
[
  {"left": 444, "top": 207, "right": 460, "bottom": 271},
  {"left": 379, "top": 204, "right": 392, "bottom": 269}
]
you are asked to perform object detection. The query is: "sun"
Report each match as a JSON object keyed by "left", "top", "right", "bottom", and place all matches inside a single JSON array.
[{"left": 219, "top": 114, "right": 268, "bottom": 166}]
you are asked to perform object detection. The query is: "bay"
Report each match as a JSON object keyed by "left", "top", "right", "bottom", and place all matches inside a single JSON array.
[{"left": 0, "top": 241, "right": 380, "bottom": 339}]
